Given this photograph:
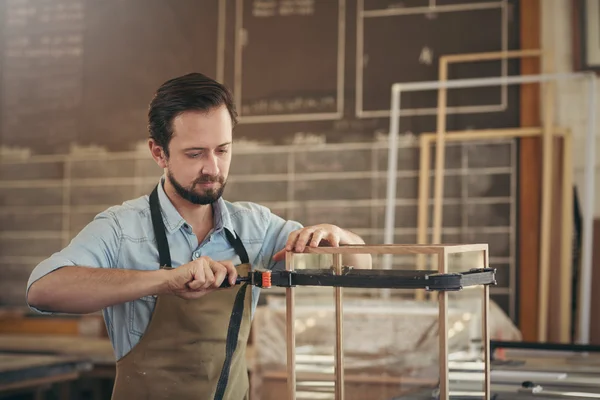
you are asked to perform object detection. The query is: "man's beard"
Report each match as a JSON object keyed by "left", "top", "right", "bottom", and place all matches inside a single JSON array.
[{"left": 167, "top": 170, "right": 226, "bottom": 205}]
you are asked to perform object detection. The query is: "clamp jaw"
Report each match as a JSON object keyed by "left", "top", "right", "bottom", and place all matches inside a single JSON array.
[{"left": 220, "top": 270, "right": 273, "bottom": 288}]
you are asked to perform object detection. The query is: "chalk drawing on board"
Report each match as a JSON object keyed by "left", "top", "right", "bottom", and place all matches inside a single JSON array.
[
  {"left": 234, "top": 0, "right": 345, "bottom": 124},
  {"left": 356, "top": 0, "right": 509, "bottom": 118},
  {"left": 362, "top": 0, "right": 500, "bottom": 13},
  {"left": 217, "top": 0, "right": 226, "bottom": 83}
]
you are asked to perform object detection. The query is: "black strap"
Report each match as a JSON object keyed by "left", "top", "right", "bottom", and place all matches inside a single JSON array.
[
  {"left": 223, "top": 228, "right": 249, "bottom": 265},
  {"left": 149, "top": 186, "right": 172, "bottom": 268},
  {"left": 214, "top": 228, "right": 250, "bottom": 400},
  {"left": 267, "top": 268, "right": 497, "bottom": 290},
  {"left": 213, "top": 282, "right": 248, "bottom": 399}
]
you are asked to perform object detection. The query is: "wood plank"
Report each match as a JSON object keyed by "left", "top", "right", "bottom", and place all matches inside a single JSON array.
[
  {"left": 0, "top": 354, "right": 81, "bottom": 374},
  {"left": 0, "top": 313, "right": 106, "bottom": 337},
  {"left": 0, "top": 317, "right": 80, "bottom": 336},
  {"left": 441, "top": 49, "right": 544, "bottom": 63},
  {"left": 420, "top": 127, "right": 569, "bottom": 141},
  {"left": 549, "top": 137, "right": 565, "bottom": 342},
  {"left": 0, "top": 334, "right": 114, "bottom": 365},
  {"left": 262, "top": 370, "right": 437, "bottom": 386},
  {"left": 301, "top": 243, "right": 487, "bottom": 255},
  {"left": 518, "top": 0, "right": 542, "bottom": 342},
  {"left": 0, "top": 372, "right": 79, "bottom": 394},
  {"left": 0, "top": 353, "right": 89, "bottom": 390}
]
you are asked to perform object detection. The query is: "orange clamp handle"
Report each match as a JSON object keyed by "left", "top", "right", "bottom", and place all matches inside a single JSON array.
[{"left": 261, "top": 271, "right": 272, "bottom": 288}]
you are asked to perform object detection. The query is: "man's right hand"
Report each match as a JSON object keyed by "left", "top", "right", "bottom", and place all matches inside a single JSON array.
[{"left": 164, "top": 256, "right": 238, "bottom": 299}]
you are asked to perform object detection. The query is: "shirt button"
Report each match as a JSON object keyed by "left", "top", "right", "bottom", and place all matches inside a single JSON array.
[{"left": 193, "top": 251, "right": 200, "bottom": 259}]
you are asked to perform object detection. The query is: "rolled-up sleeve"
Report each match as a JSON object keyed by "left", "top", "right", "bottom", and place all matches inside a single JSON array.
[
  {"left": 258, "top": 211, "right": 303, "bottom": 271},
  {"left": 26, "top": 210, "right": 122, "bottom": 313}
]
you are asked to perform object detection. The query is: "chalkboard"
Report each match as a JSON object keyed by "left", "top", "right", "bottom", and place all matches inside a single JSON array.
[
  {"left": 233, "top": 0, "right": 520, "bottom": 143},
  {"left": 79, "top": 0, "right": 222, "bottom": 151},
  {"left": 0, "top": 0, "right": 522, "bottom": 319},
  {"left": 0, "top": 0, "right": 84, "bottom": 151},
  {"left": 359, "top": 1, "right": 507, "bottom": 116},
  {"left": 235, "top": 0, "right": 342, "bottom": 122},
  {"left": 0, "top": 0, "right": 520, "bottom": 152}
]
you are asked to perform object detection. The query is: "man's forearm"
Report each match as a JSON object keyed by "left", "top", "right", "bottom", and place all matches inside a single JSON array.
[
  {"left": 339, "top": 229, "right": 372, "bottom": 269},
  {"left": 27, "top": 266, "right": 170, "bottom": 314}
]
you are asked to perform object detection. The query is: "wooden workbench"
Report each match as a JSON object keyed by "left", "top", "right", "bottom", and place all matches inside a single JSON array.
[
  {"left": 0, "top": 333, "right": 256, "bottom": 371},
  {"left": 0, "top": 353, "right": 91, "bottom": 398},
  {"left": 0, "top": 334, "right": 114, "bottom": 364},
  {"left": 0, "top": 333, "right": 258, "bottom": 398},
  {"left": 0, "top": 334, "right": 115, "bottom": 381}
]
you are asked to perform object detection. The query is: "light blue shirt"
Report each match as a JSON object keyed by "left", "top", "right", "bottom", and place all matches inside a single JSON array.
[{"left": 26, "top": 176, "right": 302, "bottom": 360}]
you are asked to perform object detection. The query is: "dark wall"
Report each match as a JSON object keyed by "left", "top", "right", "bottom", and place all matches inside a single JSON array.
[
  {"left": 0, "top": 0, "right": 520, "bottom": 154},
  {"left": 0, "top": 0, "right": 522, "bottom": 320}
]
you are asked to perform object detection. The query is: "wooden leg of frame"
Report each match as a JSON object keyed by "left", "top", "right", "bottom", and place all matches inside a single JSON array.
[
  {"left": 430, "top": 59, "right": 448, "bottom": 303},
  {"left": 433, "top": 60, "right": 448, "bottom": 249},
  {"left": 482, "top": 248, "right": 491, "bottom": 399},
  {"left": 417, "top": 134, "right": 431, "bottom": 301},
  {"left": 286, "top": 251, "right": 296, "bottom": 400},
  {"left": 438, "top": 249, "right": 449, "bottom": 400},
  {"left": 560, "top": 133, "right": 573, "bottom": 343},
  {"left": 334, "top": 253, "right": 344, "bottom": 400},
  {"left": 538, "top": 78, "right": 555, "bottom": 342}
]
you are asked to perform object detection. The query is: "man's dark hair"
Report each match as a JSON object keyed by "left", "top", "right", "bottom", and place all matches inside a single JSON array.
[{"left": 148, "top": 72, "right": 238, "bottom": 156}]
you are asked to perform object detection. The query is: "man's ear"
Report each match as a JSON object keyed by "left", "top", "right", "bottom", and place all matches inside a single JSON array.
[{"left": 148, "top": 139, "right": 168, "bottom": 169}]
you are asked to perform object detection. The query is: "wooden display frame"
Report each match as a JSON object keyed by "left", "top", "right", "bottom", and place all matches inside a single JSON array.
[
  {"left": 417, "top": 49, "right": 564, "bottom": 342},
  {"left": 428, "top": 49, "right": 547, "bottom": 249},
  {"left": 284, "top": 244, "right": 491, "bottom": 400},
  {"left": 417, "top": 51, "right": 546, "bottom": 299},
  {"left": 417, "top": 127, "right": 573, "bottom": 343}
]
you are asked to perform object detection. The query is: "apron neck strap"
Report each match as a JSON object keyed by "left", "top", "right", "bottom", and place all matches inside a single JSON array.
[
  {"left": 223, "top": 229, "right": 250, "bottom": 265},
  {"left": 149, "top": 184, "right": 250, "bottom": 266},
  {"left": 150, "top": 185, "right": 172, "bottom": 268}
]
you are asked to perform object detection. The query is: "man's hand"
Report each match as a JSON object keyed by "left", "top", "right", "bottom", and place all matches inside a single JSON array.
[
  {"left": 164, "top": 256, "right": 238, "bottom": 299},
  {"left": 272, "top": 224, "right": 350, "bottom": 262},
  {"left": 272, "top": 224, "right": 372, "bottom": 269}
]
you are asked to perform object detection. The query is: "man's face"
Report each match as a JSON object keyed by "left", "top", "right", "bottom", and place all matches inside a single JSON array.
[{"left": 157, "top": 105, "right": 233, "bottom": 205}]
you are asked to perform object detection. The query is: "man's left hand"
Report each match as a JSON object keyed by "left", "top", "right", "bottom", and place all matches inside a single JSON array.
[{"left": 272, "top": 224, "right": 345, "bottom": 262}]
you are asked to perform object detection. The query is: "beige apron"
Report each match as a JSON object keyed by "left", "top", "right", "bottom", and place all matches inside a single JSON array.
[{"left": 111, "top": 185, "right": 253, "bottom": 400}]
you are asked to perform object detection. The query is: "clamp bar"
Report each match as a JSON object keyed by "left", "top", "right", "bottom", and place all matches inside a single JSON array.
[{"left": 221, "top": 268, "right": 496, "bottom": 291}]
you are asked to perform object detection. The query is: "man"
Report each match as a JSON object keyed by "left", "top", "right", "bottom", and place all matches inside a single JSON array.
[{"left": 26, "top": 72, "right": 371, "bottom": 400}]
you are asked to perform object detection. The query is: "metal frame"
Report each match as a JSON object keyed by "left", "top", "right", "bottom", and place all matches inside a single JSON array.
[
  {"left": 384, "top": 72, "right": 597, "bottom": 345},
  {"left": 285, "top": 244, "right": 491, "bottom": 400}
]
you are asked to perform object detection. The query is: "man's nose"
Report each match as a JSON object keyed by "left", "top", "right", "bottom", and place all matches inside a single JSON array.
[{"left": 202, "top": 152, "right": 219, "bottom": 176}]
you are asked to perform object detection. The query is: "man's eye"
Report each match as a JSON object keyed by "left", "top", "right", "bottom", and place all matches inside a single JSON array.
[
  {"left": 217, "top": 149, "right": 229, "bottom": 154},
  {"left": 187, "top": 153, "right": 200, "bottom": 158}
]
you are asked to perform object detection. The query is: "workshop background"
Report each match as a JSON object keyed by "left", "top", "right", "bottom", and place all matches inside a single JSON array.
[{"left": 0, "top": 0, "right": 599, "bottom": 399}]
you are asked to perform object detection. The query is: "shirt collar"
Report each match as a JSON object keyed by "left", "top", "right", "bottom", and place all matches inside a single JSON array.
[{"left": 155, "top": 175, "right": 234, "bottom": 235}]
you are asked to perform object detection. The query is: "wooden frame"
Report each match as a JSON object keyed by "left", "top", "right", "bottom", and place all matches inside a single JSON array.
[
  {"left": 519, "top": 0, "right": 542, "bottom": 344},
  {"left": 417, "top": 51, "right": 547, "bottom": 304},
  {"left": 418, "top": 127, "right": 573, "bottom": 343},
  {"left": 419, "top": 49, "right": 560, "bottom": 343},
  {"left": 426, "top": 49, "right": 545, "bottom": 255},
  {"left": 285, "top": 244, "right": 491, "bottom": 400},
  {"left": 386, "top": 70, "right": 596, "bottom": 346},
  {"left": 428, "top": 49, "right": 547, "bottom": 250}
]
